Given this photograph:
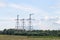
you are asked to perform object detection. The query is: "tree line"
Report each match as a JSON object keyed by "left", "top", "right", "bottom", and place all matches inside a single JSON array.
[{"left": 0, "top": 29, "right": 60, "bottom": 36}]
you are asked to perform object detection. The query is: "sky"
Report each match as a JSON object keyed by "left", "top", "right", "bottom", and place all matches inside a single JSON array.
[{"left": 0, "top": 0, "right": 60, "bottom": 30}]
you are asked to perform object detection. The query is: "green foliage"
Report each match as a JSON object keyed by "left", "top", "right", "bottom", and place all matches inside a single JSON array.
[{"left": 0, "top": 29, "right": 60, "bottom": 36}]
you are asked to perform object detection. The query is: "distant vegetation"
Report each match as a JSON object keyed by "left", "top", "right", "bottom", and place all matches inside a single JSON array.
[{"left": 0, "top": 29, "right": 60, "bottom": 36}]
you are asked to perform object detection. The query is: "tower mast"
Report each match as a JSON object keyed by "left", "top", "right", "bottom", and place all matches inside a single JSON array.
[
  {"left": 29, "top": 14, "right": 33, "bottom": 31},
  {"left": 16, "top": 15, "right": 19, "bottom": 30}
]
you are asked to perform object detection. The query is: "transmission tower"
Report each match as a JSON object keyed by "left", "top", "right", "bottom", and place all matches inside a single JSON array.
[
  {"left": 16, "top": 15, "right": 20, "bottom": 30},
  {"left": 20, "top": 19, "right": 25, "bottom": 31},
  {"left": 28, "top": 14, "right": 33, "bottom": 31}
]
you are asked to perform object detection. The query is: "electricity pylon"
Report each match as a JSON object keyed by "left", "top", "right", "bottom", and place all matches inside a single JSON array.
[
  {"left": 20, "top": 19, "right": 25, "bottom": 31},
  {"left": 28, "top": 14, "right": 34, "bottom": 31},
  {"left": 16, "top": 15, "right": 20, "bottom": 30}
]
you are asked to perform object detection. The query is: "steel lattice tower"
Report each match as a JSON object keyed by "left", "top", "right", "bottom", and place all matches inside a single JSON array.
[
  {"left": 20, "top": 19, "right": 25, "bottom": 31},
  {"left": 28, "top": 14, "right": 33, "bottom": 31},
  {"left": 16, "top": 15, "right": 19, "bottom": 30}
]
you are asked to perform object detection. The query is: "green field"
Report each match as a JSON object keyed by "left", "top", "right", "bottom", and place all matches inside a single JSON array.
[{"left": 0, "top": 35, "right": 60, "bottom": 40}]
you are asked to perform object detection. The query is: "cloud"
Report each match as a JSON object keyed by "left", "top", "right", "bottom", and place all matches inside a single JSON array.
[
  {"left": 0, "top": 2, "right": 52, "bottom": 30},
  {"left": 49, "top": 1, "right": 60, "bottom": 14},
  {"left": 39, "top": 16, "right": 60, "bottom": 30},
  {"left": 54, "top": 11, "right": 60, "bottom": 14},
  {"left": 50, "top": 5, "right": 60, "bottom": 9},
  {"left": 55, "top": 18, "right": 60, "bottom": 24},
  {"left": 0, "top": 2, "right": 7, "bottom": 7},
  {"left": 50, "top": 4, "right": 60, "bottom": 18},
  {"left": 42, "top": 16, "right": 58, "bottom": 21},
  {"left": 9, "top": 3, "right": 40, "bottom": 14},
  {"left": 44, "top": 16, "right": 49, "bottom": 20},
  {"left": 50, "top": 0, "right": 60, "bottom": 9},
  {"left": 8, "top": 3, "right": 49, "bottom": 17},
  {"left": 0, "top": 2, "right": 48, "bottom": 17}
]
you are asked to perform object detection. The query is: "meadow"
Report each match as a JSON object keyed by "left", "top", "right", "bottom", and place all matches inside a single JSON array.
[{"left": 0, "top": 35, "right": 60, "bottom": 40}]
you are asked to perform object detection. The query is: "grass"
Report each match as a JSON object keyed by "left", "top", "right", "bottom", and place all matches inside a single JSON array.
[{"left": 0, "top": 35, "right": 60, "bottom": 40}]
